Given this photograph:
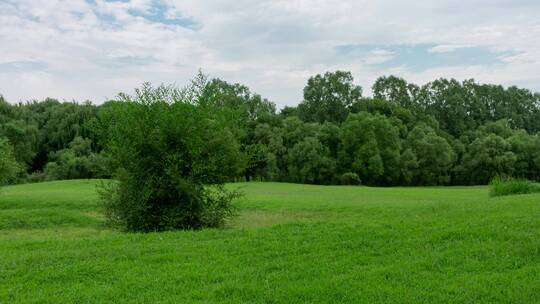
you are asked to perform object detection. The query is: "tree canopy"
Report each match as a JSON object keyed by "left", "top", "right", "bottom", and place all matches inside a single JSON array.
[
  {"left": 1, "top": 71, "right": 539, "bottom": 190},
  {"left": 298, "top": 71, "right": 362, "bottom": 124}
]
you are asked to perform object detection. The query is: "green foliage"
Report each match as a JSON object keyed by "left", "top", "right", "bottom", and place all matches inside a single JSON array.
[
  {"left": 39, "top": 101, "right": 98, "bottom": 151},
  {"left": 317, "top": 121, "right": 341, "bottom": 158},
  {"left": 287, "top": 137, "right": 335, "bottom": 184},
  {"left": 399, "top": 148, "right": 418, "bottom": 185},
  {"left": 454, "top": 120, "right": 524, "bottom": 185},
  {"left": 298, "top": 71, "right": 362, "bottom": 124},
  {"left": 421, "top": 79, "right": 540, "bottom": 137},
  {"left": 199, "top": 78, "right": 277, "bottom": 126},
  {"left": 279, "top": 105, "right": 298, "bottom": 118},
  {"left": 0, "top": 137, "right": 20, "bottom": 185},
  {"left": 339, "top": 112, "right": 401, "bottom": 185},
  {"left": 372, "top": 75, "right": 420, "bottom": 109},
  {"left": 243, "top": 143, "right": 278, "bottom": 181},
  {"left": 1, "top": 71, "right": 540, "bottom": 187},
  {"left": 243, "top": 122, "right": 286, "bottom": 180},
  {"left": 351, "top": 98, "right": 415, "bottom": 126},
  {"left": 0, "top": 120, "right": 39, "bottom": 168},
  {"left": 0, "top": 98, "right": 100, "bottom": 175},
  {"left": 507, "top": 130, "right": 540, "bottom": 180},
  {"left": 419, "top": 78, "right": 476, "bottom": 137},
  {"left": 457, "top": 134, "right": 516, "bottom": 184},
  {"left": 339, "top": 172, "right": 361, "bottom": 185},
  {"left": 402, "top": 125, "right": 455, "bottom": 185},
  {"left": 42, "top": 136, "right": 110, "bottom": 181},
  {"left": 100, "top": 84, "right": 245, "bottom": 231},
  {"left": 489, "top": 176, "right": 540, "bottom": 197}
]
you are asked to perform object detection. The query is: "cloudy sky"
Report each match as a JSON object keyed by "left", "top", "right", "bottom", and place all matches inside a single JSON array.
[{"left": 1, "top": 0, "right": 539, "bottom": 107}]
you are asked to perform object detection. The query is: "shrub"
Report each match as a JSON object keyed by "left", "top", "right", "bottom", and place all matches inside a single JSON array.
[
  {"left": 99, "top": 84, "right": 245, "bottom": 232},
  {"left": 26, "top": 171, "right": 46, "bottom": 183},
  {"left": 489, "top": 176, "right": 540, "bottom": 197},
  {"left": 340, "top": 172, "right": 361, "bottom": 185}
]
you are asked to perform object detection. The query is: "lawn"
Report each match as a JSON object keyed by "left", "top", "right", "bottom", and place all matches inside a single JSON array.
[{"left": 1, "top": 180, "right": 540, "bottom": 303}]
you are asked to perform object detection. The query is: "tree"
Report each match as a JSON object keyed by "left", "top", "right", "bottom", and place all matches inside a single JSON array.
[
  {"left": 199, "top": 78, "right": 277, "bottom": 125},
  {"left": 317, "top": 122, "right": 341, "bottom": 158},
  {"left": 0, "top": 137, "right": 20, "bottom": 185},
  {"left": 372, "top": 75, "right": 420, "bottom": 109},
  {"left": 298, "top": 71, "right": 362, "bottom": 124},
  {"left": 287, "top": 137, "right": 335, "bottom": 184},
  {"left": 0, "top": 119, "right": 39, "bottom": 169},
  {"left": 418, "top": 78, "right": 476, "bottom": 137},
  {"left": 279, "top": 106, "right": 298, "bottom": 118},
  {"left": 350, "top": 97, "right": 416, "bottom": 138},
  {"left": 2, "top": 73, "right": 540, "bottom": 187},
  {"left": 456, "top": 134, "right": 516, "bottom": 185},
  {"left": 39, "top": 101, "right": 98, "bottom": 151},
  {"left": 339, "top": 112, "right": 401, "bottom": 185},
  {"left": 244, "top": 122, "right": 286, "bottom": 180},
  {"left": 507, "top": 131, "right": 540, "bottom": 181},
  {"left": 281, "top": 116, "right": 321, "bottom": 151},
  {"left": 402, "top": 125, "right": 455, "bottom": 185},
  {"left": 399, "top": 148, "right": 418, "bottom": 185},
  {"left": 43, "top": 136, "right": 110, "bottom": 181},
  {"left": 243, "top": 143, "right": 278, "bottom": 181},
  {"left": 100, "top": 83, "right": 245, "bottom": 232}
]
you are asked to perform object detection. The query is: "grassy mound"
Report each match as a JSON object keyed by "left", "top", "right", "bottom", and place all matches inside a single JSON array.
[{"left": 489, "top": 176, "right": 540, "bottom": 197}]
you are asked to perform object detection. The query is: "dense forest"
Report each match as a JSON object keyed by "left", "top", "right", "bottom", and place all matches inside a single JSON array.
[{"left": 1, "top": 71, "right": 540, "bottom": 187}]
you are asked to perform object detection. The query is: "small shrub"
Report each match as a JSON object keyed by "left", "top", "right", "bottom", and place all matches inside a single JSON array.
[
  {"left": 26, "top": 171, "right": 47, "bottom": 183},
  {"left": 200, "top": 186, "right": 242, "bottom": 228},
  {"left": 489, "top": 176, "right": 540, "bottom": 197},
  {"left": 340, "top": 172, "right": 361, "bottom": 185}
]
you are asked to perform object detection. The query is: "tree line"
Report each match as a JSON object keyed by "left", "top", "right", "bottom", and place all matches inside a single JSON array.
[{"left": 1, "top": 71, "right": 540, "bottom": 187}]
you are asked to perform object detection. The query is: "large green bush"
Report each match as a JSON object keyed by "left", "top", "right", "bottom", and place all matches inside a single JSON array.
[{"left": 99, "top": 84, "right": 245, "bottom": 232}]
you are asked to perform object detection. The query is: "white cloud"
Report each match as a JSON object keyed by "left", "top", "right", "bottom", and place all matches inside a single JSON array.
[
  {"left": 363, "top": 49, "right": 395, "bottom": 65},
  {"left": 428, "top": 45, "right": 470, "bottom": 53},
  {"left": 0, "top": 0, "right": 539, "bottom": 107}
]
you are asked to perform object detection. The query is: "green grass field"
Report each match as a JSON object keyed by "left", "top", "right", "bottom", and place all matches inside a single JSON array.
[{"left": 1, "top": 180, "right": 540, "bottom": 303}]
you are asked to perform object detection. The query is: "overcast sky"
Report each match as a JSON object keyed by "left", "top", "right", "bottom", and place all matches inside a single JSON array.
[{"left": 1, "top": 0, "right": 539, "bottom": 107}]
